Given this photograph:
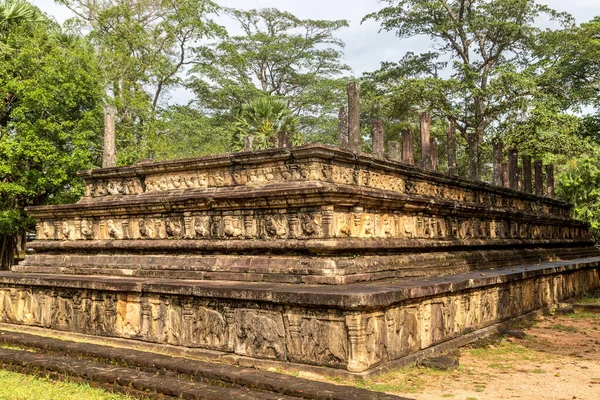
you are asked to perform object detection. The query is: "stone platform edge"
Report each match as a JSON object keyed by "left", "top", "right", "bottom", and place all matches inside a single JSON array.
[
  {"left": 0, "top": 309, "right": 546, "bottom": 382},
  {"left": 2, "top": 256, "right": 599, "bottom": 374},
  {"left": 2, "top": 256, "right": 600, "bottom": 311}
]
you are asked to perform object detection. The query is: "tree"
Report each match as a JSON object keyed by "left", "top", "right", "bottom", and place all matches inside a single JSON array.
[
  {"left": 557, "top": 156, "right": 600, "bottom": 240},
  {"left": 233, "top": 97, "right": 300, "bottom": 151},
  {"left": 538, "top": 17, "right": 600, "bottom": 110},
  {"left": 190, "top": 8, "right": 350, "bottom": 144},
  {"left": 148, "top": 105, "right": 231, "bottom": 160},
  {"left": 0, "top": 0, "right": 43, "bottom": 33},
  {"left": 56, "top": 0, "right": 223, "bottom": 164},
  {"left": 364, "top": 0, "right": 572, "bottom": 180},
  {"left": 0, "top": 1, "right": 104, "bottom": 269}
]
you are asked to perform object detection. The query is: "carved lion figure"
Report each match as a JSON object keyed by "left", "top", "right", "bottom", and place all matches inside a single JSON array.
[
  {"left": 301, "top": 214, "right": 321, "bottom": 237},
  {"left": 223, "top": 216, "right": 243, "bottom": 238},
  {"left": 80, "top": 220, "right": 94, "bottom": 240},
  {"left": 265, "top": 217, "right": 288, "bottom": 238},
  {"left": 61, "top": 221, "right": 73, "bottom": 241},
  {"left": 107, "top": 220, "right": 123, "bottom": 239},
  {"left": 166, "top": 218, "right": 183, "bottom": 239},
  {"left": 139, "top": 219, "right": 154, "bottom": 239},
  {"left": 194, "top": 217, "right": 210, "bottom": 238}
]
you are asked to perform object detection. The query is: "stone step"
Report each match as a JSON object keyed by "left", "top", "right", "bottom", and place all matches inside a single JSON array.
[
  {"left": 0, "top": 347, "right": 291, "bottom": 400},
  {"left": 0, "top": 330, "right": 407, "bottom": 400},
  {"left": 572, "top": 303, "right": 600, "bottom": 313},
  {"left": 15, "top": 245, "right": 599, "bottom": 285}
]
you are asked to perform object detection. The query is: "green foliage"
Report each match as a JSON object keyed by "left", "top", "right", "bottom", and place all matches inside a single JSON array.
[
  {"left": 0, "top": 0, "right": 103, "bottom": 267},
  {"left": 557, "top": 156, "right": 600, "bottom": 239},
  {"left": 536, "top": 16, "right": 600, "bottom": 110},
  {"left": 233, "top": 97, "right": 300, "bottom": 151},
  {"left": 0, "top": 369, "right": 134, "bottom": 399},
  {"left": 0, "top": 0, "right": 43, "bottom": 33},
  {"left": 58, "top": 0, "right": 223, "bottom": 165},
  {"left": 502, "top": 99, "right": 589, "bottom": 158},
  {"left": 190, "top": 7, "right": 349, "bottom": 145},
  {"left": 149, "top": 106, "right": 231, "bottom": 161},
  {"left": 363, "top": 0, "right": 573, "bottom": 179}
]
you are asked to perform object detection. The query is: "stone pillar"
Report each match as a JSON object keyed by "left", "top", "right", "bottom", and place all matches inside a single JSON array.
[
  {"left": 243, "top": 136, "right": 254, "bottom": 152},
  {"left": 278, "top": 131, "right": 291, "bottom": 148},
  {"left": 430, "top": 138, "right": 438, "bottom": 171},
  {"left": 546, "top": 164, "right": 555, "bottom": 198},
  {"left": 103, "top": 104, "right": 117, "bottom": 168},
  {"left": 387, "top": 141, "right": 401, "bottom": 162},
  {"left": 338, "top": 107, "right": 349, "bottom": 149},
  {"left": 502, "top": 162, "right": 509, "bottom": 188},
  {"left": 447, "top": 121, "right": 457, "bottom": 175},
  {"left": 401, "top": 129, "right": 414, "bottom": 165},
  {"left": 534, "top": 159, "right": 544, "bottom": 196},
  {"left": 492, "top": 142, "right": 503, "bottom": 186},
  {"left": 508, "top": 148, "right": 519, "bottom": 190},
  {"left": 522, "top": 155, "right": 532, "bottom": 194},
  {"left": 420, "top": 112, "right": 432, "bottom": 171},
  {"left": 372, "top": 118, "right": 385, "bottom": 158},
  {"left": 347, "top": 82, "right": 361, "bottom": 153}
]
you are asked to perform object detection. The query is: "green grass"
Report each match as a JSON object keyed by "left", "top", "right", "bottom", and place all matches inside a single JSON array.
[
  {"left": 474, "top": 384, "right": 486, "bottom": 392},
  {"left": 488, "top": 362, "right": 512, "bottom": 371},
  {"left": 328, "top": 365, "right": 459, "bottom": 395},
  {"left": 466, "top": 341, "right": 552, "bottom": 363},
  {"left": 548, "top": 324, "right": 579, "bottom": 333},
  {"left": 531, "top": 368, "right": 546, "bottom": 374},
  {"left": 562, "top": 311, "right": 600, "bottom": 321},
  {"left": 0, "top": 370, "right": 135, "bottom": 400},
  {"left": 576, "top": 294, "right": 600, "bottom": 305}
]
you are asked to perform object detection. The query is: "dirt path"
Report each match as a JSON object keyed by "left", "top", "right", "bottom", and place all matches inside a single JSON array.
[{"left": 350, "top": 309, "right": 600, "bottom": 400}]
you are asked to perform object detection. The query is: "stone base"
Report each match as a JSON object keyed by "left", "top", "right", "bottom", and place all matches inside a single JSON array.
[
  {"left": 17, "top": 239, "right": 598, "bottom": 284},
  {"left": 1, "top": 256, "right": 599, "bottom": 374}
]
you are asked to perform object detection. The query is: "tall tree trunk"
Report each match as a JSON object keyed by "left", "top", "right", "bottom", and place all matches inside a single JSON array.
[
  {"left": 0, "top": 234, "right": 16, "bottom": 271},
  {"left": 447, "top": 121, "right": 457, "bottom": 176},
  {"left": 470, "top": 96, "right": 486, "bottom": 181},
  {"left": 467, "top": 131, "right": 479, "bottom": 181}
]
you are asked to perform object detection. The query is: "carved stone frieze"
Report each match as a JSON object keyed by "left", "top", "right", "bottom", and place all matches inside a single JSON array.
[
  {"left": 234, "top": 309, "right": 286, "bottom": 360},
  {"left": 0, "top": 262, "right": 599, "bottom": 372},
  {"left": 285, "top": 311, "right": 348, "bottom": 366},
  {"left": 33, "top": 206, "right": 589, "bottom": 244},
  {"left": 86, "top": 178, "right": 143, "bottom": 198}
]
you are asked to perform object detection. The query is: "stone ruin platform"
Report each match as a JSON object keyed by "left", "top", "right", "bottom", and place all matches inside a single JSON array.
[{"left": 1, "top": 144, "right": 599, "bottom": 377}]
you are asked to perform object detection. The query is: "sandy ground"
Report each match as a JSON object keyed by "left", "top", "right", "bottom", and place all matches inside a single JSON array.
[{"left": 368, "top": 312, "right": 600, "bottom": 400}]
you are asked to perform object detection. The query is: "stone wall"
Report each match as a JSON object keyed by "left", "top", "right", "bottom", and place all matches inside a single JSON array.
[{"left": 2, "top": 260, "right": 598, "bottom": 373}]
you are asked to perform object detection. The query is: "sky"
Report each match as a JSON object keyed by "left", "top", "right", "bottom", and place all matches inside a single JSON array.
[{"left": 31, "top": 0, "right": 600, "bottom": 103}]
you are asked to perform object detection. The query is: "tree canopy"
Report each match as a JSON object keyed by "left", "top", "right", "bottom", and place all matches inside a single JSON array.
[
  {"left": 364, "top": 0, "right": 574, "bottom": 179},
  {"left": 190, "top": 7, "right": 350, "bottom": 145},
  {"left": 0, "top": 0, "right": 104, "bottom": 268}
]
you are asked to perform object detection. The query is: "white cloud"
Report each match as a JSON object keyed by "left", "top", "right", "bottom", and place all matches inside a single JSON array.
[{"left": 32, "top": 0, "right": 73, "bottom": 23}]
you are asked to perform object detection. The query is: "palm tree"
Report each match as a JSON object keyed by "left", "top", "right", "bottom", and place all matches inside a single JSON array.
[
  {"left": 234, "top": 97, "right": 301, "bottom": 150},
  {"left": 0, "top": 0, "right": 44, "bottom": 34}
]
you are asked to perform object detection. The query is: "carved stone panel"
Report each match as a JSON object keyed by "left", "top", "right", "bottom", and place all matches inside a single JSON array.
[
  {"left": 385, "top": 307, "right": 421, "bottom": 360},
  {"left": 285, "top": 311, "right": 348, "bottom": 367},
  {"left": 116, "top": 294, "right": 141, "bottom": 338},
  {"left": 192, "top": 306, "right": 227, "bottom": 350},
  {"left": 234, "top": 309, "right": 286, "bottom": 360}
]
